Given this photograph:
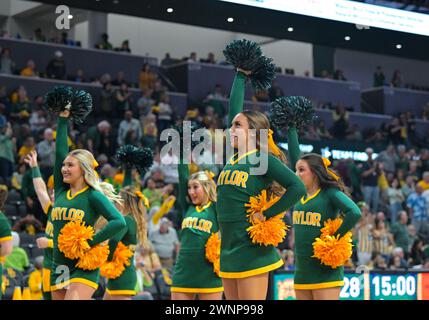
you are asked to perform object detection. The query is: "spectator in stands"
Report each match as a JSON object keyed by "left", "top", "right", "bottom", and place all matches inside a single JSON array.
[
  {"left": 372, "top": 253, "right": 388, "bottom": 270},
  {"left": 373, "top": 66, "right": 386, "bottom": 87},
  {"left": 406, "top": 185, "right": 429, "bottom": 239},
  {"left": 10, "top": 86, "right": 31, "bottom": 124},
  {"left": 161, "top": 53, "right": 175, "bottom": 67},
  {"left": 373, "top": 217, "right": 395, "bottom": 261},
  {"left": 204, "top": 84, "right": 227, "bottom": 119},
  {"left": 67, "top": 68, "right": 86, "bottom": 83},
  {"left": 390, "top": 247, "right": 408, "bottom": 270},
  {"left": 11, "top": 163, "right": 25, "bottom": 190},
  {"left": 152, "top": 79, "right": 167, "bottom": 103},
  {"left": 116, "top": 39, "right": 131, "bottom": 53},
  {"left": 391, "top": 70, "right": 404, "bottom": 88},
  {"left": 417, "top": 171, "right": 429, "bottom": 191},
  {"left": 0, "top": 48, "right": 15, "bottom": 74},
  {"left": 29, "top": 108, "right": 47, "bottom": 135},
  {"left": 390, "top": 210, "right": 410, "bottom": 254},
  {"left": 36, "top": 128, "right": 55, "bottom": 179},
  {"left": 315, "top": 120, "right": 333, "bottom": 139},
  {"left": 268, "top": 80, "right": 284, "bottom": 102},
  {"left": 96, "top": 33, "right": 113, "bottom": 50},
  {"left": 86, "top": 120, "right": 115, "bottom": 158},
  {"left": 387, "top": 178, "right": 405, "bottom": 223},
  {"left": 407, "top": 224, "right": 418, "bottom": 253},
  {"left": 4, "top": 231, "right": 30, "bottom": 272},
  {"left": 187, "top": 52, "right": 197, "bottom": 63},
  {"left": 159, "top": 149, "right": 179, "bottom": 185},
  {"left": 200, "top": 52, "right": 216, "bottom": 64},
  {"left": 115, "top": 82, "right": 133, "bottom": 117},
  {"left": 98, "top": 82, "right": 115, "bottom": 119},
  {"left": 320, "top": 70, "right": 332, "bottom": 79},
  {"left": 361, "top": 147, "right": 382, "bottom": 212},
  {"left": 0, "top": 121, "right": 14, "bottom": 185},
  {"left": 33, "top": 28, "right": 46, "bottom": 42},
  {"left": 302, "top": 125, "right": 320, "bottom": 141},
  {"left": 331, "top": 105, "right": 349, "bottom": 138},
  {"left": 142, "top": 114, "right": 158, "bottom": 149},
  {"left": 377, "top": 144, "right": 399, "bottom": 174},
  {"left": 111, "top": 71, "right": 127, "bottom": 86},
  {"left": 142, "top": 178, "right": 163, "bottom": 209},
  {"left": 46, "top": 50, "right": 66, "bottom": 80},
  {"left": 28, "top": 256, "right": 43, "bottom": 300},
  {"left": 117, "top": 110, "right": 142, "bottom": 146},
  {"left": 157, "top": 93, "right": 174, "bottom": 133},
  {"left": 345, "top": 124, "right": 362, "bottom": 141},
  {"left": 409, "top": 238, "right": 426, "bottom": 267},
  {"left": 60, "top": 32, "right": 73, "bottom": 46},
  {"left": 149, "top": 217, "right": 179, "bottom": 268},
  {"left": 139, "top": 63, "right": 157, "bottom": 90},
  {"left": 18, "top": 136, "right": 35, "bottom": 164},
  {"left": 20, "top": 59, "right": 38, "bottom": 77},
  {"left": 137, "top": 88, "right": 155, "bottom": 118},
  {"left": 252, "top": 90, "right": 270, "bottom": 103},
  {"left": 333, "top": 69, "right": 347, "bottom": 81},
  {"left": 280, "top": 249, "right": 295, "bottom": 271}
]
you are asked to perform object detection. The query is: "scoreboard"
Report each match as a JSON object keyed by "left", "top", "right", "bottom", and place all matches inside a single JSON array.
[{"left": 272, "top": 271, "right": 429, "bottom": 300}]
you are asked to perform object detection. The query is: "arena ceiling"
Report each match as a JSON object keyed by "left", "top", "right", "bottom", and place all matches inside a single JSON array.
[{"left": 32, "top": 0, "right": 428, "bottom": 61}]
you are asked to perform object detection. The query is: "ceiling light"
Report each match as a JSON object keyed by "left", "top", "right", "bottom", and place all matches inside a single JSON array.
[
  {"left": 345, "top": 36, "right": 351, "bottom": 41},
  {"left": 396, "top": 44, "right": 402, "bottom": 49},
  {"left": 167, "top": 8, "right": 174, "bottom": 13},
  {"left": 287, "top": 27, "right": 294, "bottom": 32},
  {"left": 227, "top": 17, "right": 234, "bottom": 23}
]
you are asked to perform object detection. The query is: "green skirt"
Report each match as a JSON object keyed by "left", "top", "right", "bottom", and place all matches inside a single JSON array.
[
  {"left": 294, "top": 254, "right": 344, "bottom": 290},
  {"left": 219, "top": 220, "right": 283, "bottom": 278},
  {"left": 106, "top": 264, "right": 137, "bottom": 296},
  {"left": 50, "top": 262, "right": 100, "bottom": 291},
  {"left": 171, "top": 251, "right": 223, "bottom": 293}
]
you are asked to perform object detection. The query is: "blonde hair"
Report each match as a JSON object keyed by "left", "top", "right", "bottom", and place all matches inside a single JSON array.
[
  {"left": 68, "top": 149, "right": 123, "bottom": 207},
  {"left": 188, "top": 171, "right": 217, "bottom": 203},
  {"left": 120, "top": 186, "right": 148, "bottom": 245},
  {"left": 241, "top": 110, "right": 287, "bottom": 198}
]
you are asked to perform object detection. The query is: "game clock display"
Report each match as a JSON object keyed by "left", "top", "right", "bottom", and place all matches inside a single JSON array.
[{"left": 273, "top": 271, "right": 429, "bottom": 300}]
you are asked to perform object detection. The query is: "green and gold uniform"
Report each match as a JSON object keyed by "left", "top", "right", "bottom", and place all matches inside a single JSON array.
[
  {"left": 105, "top": 169, "right": 137, "bottom": 296},
  {"left": 0, "top": 211, "right": 12, "bottom": 299},
  {"left": 50, "top": 117, "right": 126, "bottom": 292},
  {"left": 216, "top": 72, "right": 306, "bottom": 278},
  {"left": 30, "top": 166, "right": 54, "bottom": 300},
  {"left": 287, "top": 126, "right": 361, "bottom": 289},
  {"left": 171, "top": 161, "right": 223, "bottom": 293}
]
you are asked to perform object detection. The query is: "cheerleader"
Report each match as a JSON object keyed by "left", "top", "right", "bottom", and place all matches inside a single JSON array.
[
  {"left": 46, "top": 88, "right": 126, "bottom": 300},
  {"left": 24, "top": 150, "right": 54, "bottom": 300},
  {"left": 0, "top": 185, "right": 13, "bottom": 299},
  {"left": 216, "top": 40, "right": 306, "bottom": 300},
  {"left": 102, "top": 145, "right": 152, "bottom": 300},
  {"left": 273, "top": 96, "right": 361, "bottom": 300},
  {"left": 171, "top": 155, "right": 223, "bottom": 300}
]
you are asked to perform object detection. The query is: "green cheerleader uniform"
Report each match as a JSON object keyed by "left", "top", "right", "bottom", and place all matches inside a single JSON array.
[
  {"left": 216, "top": 72, "right": 306, "bottom": 278},
  {"left": 50, "top": 117, "right": 126, "bottom": 292},
  {"left": 105, "top": 169, "right": 138, "bottom": 296},
  {"left": 287, "top": 126, "right": 361, "bottom": 289},
  {"left": 30, "top": 166, "right": 54, "bottom": 300},
  {"left": 0, "top": 211, "right": 12, "bottom": 299},
  {"left": 171, "top": 161, "right": 223, "bottom": 293}
]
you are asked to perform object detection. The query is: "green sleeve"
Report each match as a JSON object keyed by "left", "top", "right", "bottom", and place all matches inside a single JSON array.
[
  {"left": 263, "top": 154, "right": 306, "bottom": 219},
  {"left": 54, "top": 117, "right": 69, "bottom": 194},
  {"left": 227, "top": 72, "right": 247, "bottom": 127},
  {"left": 287, "top": 126, "right": 301, "bottom": 170},
  {"left": 0, "top": 213, "right": 12, "bottom": 239},
  {"left": 328, "top": 189, "right": 362, "bottom": 237},
  {"left": 177, "top": 159, "right": 190, "bottom": 219},
  {"left": 87, "top": 191, "right": 126, "bottom": 246},
  {"left": 107, "top": 221, "right": 128, "bottom": 261},
  {"left": 123, "top": 168, "right": 132, "bottom": 188}
]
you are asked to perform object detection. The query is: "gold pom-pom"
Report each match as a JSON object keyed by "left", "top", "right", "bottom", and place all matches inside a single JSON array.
[
  {"left": 244, "top": 190, "right": 288, "bottom": 246},
  {"left": 58, "top": 220, "right": 93, "bottom": 260},
  {"left": 100, "top": 242, "right": 134, "bottom": 279},
  {"left": 312, "top": 218, "right": 353, "bottom": 269},
  {"left": 76, "top": 244, "right": 110, "bottom": 271},
  {"left": 246, "top": 213, "right": 289, "bottom": 246},
  {"left": 205, "top": 233, "right": 221, "bottom": 276}
]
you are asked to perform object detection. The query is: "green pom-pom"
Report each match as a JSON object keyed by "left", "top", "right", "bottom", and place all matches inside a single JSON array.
[
  {"left": 70, "top": 90, "right": 93, "bottom": 125},
  {"left": 223, "top": 39, "right": 276, "bottom": 91},
  {"left": 269, "top": 96, "right": 317, "bottom": 129},
  {"left": 44, "top": 86, "right": 73, "bottom": 113},
  {"left": 44, "top": 86, "right": 93, "bottom": 125},
  {"left": 116, "top": 145, "right": 154, "bottom": 173}
]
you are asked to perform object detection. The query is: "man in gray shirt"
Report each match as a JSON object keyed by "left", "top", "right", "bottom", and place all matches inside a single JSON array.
[
  {"left": 37, "top": 128, "right": 55, "bottom": 178},
  {"left": 149, "top": 218, "right": 179, "bottom": 269},
  {"left": 117, "top": 110, "right": 143, "bottom": 146}
]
